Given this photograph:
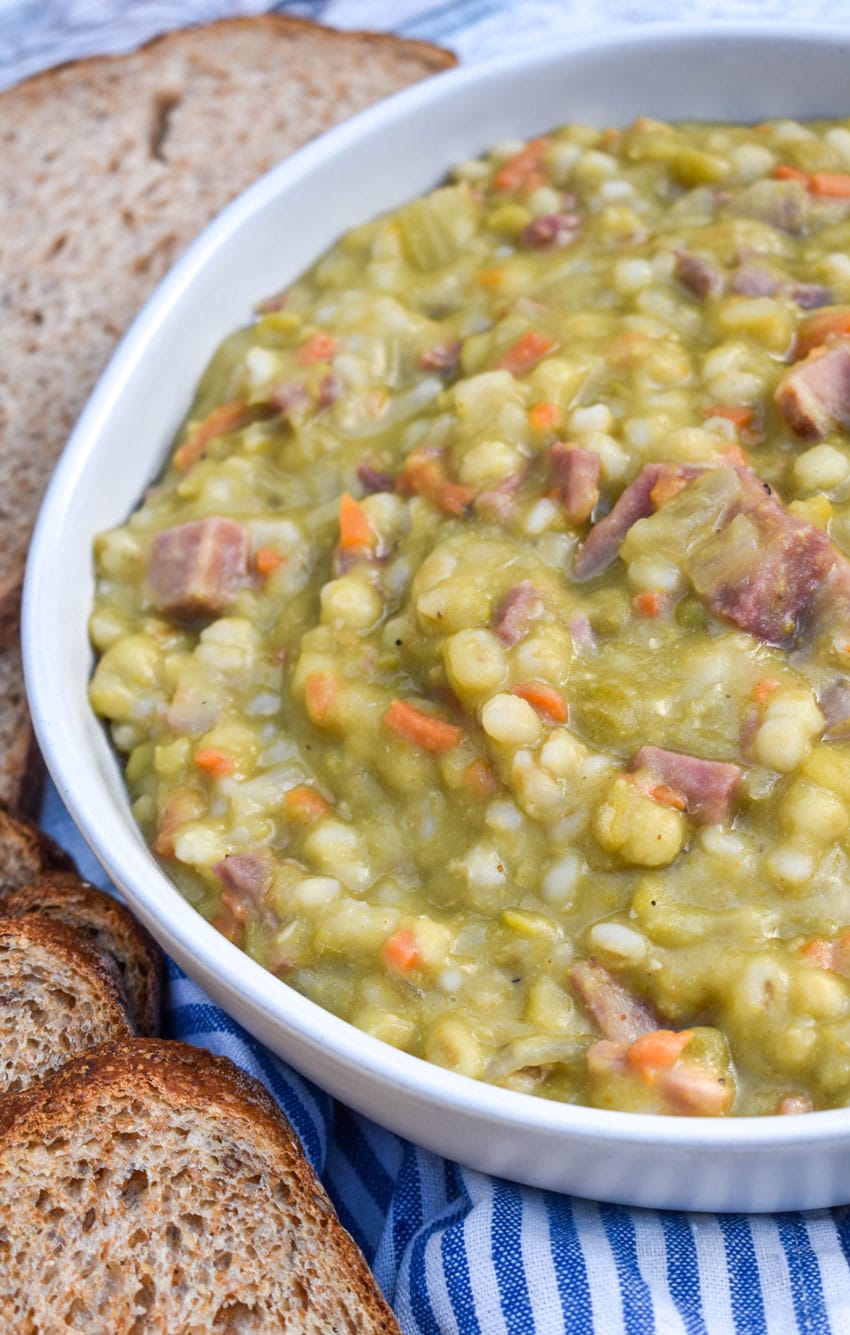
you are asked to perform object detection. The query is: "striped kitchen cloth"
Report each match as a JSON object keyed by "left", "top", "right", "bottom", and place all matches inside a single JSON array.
[{"left": 37, "top": 779, "right": 850, "bottom": 1334}]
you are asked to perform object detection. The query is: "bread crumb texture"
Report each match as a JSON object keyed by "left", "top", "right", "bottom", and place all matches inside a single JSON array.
[{"left": 0, "top": 1038, "right": 400, "bottom": 1331}]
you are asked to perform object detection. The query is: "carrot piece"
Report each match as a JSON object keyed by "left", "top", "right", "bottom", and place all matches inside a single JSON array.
[
  {"left": 753, "top": 676, "right": 781, "bottom": 704},
  {"left": 649, "top": 782, "right": 687, "bottom": 812},
  {"left": 493, "top": 137, "right": 549, "bottom": 192},
  {"left": 396, "top": 448, "right": 473, "bottom": 517},
  {"left": 511, "top": 680, "right": 568, "bottom": 723},
  {"left": 255, "top": 546, "right": 286, "bottom": 577},
  {"left": 633, "top": 591, "right": 663, "bottom": 618},
  {"left": 801, "top": 938, "right": 837, "bottom": 970},
  {"left": 704, "top": 403, "right": 754, "bottom": 430},
  {"left": 381, "top": 927, "right": 421, "bottom": 973},
  {"left": 284, "top": 785, "right": 332, "bottom": 822},
  {"left": 497, "top": 330, "right": 557, "bottom": 377},
  {"left": 194, "top": 747, "right": 236, "bottom": 777},
  {"left": 772, "top": 164, "right": 810, "bottom": 184},
  {"left": 529, "top": 401, "right": 562, "bottom": 431},
  {"left": 462, "top": 759, "right": 499, "bottom": 799},
  {"left": 304, "top": 673, "right": 340, "bottom": 726},
  {"left": 384, "top": 699, "right": 463, "bottom": 754},
  {"left": 809, "top": 172, "right": 850, "bottom": 197},
  {"left": 297, "top": 332, "right": 337, "bottom": 364},
  {"left": 477, "top": 266, "right": 504, "bottom": 290},
  {"left": 338, "top": 492, "right": 375, "bottom": 550},
  {"left": 627, "top": 1029, "right": 693, "bottom": 1079},
  {"left": 796, "top": 307, "right": 850, "bottom": 359},
  {"left": 173, "top": 400, "right": 250, "bottom": 472},
  {"left": 721, "top": 442, "right": 751, "bottom": 467},
  {"left": 649, "top": 475, "right": 688, "bottom": 509}
]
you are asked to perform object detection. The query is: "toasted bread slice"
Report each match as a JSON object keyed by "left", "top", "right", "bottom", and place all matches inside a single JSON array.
[
  {"left": 0, "top": 914, "right": 133, "bottom": 1093},
  {"left": 0, "top": 1037, "right": 400, "bottom": 1332},
  {"left": 3, "top": 873, "right": 163, "bottom": 1036},
  {"left": 0, "top": 802, "right": 74, "bottom": 897}
]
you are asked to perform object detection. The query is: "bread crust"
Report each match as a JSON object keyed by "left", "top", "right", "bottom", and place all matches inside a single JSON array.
[
  {"left": 0, "top": 1037, "right": 401, "bottom": 1332},
  {"left": 0, "top": 802, "right": 75, "bottom": 896},
  {"left": 3, "top": 873, "right": 163, "bottom": 1035},
  {"left": 0, "top": 913, "right": 134, "bottom": 1093}
]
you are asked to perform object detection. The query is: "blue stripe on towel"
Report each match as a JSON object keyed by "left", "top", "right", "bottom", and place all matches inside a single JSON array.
[{"left": 719, "top": 1215, "right": 768, "bottom": 1335}]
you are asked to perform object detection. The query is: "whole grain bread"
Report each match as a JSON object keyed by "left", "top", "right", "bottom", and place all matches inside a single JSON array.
[
  {"left": 0, "top": 1037, "right": 400, "bottom": 1332},
  {"left": 0, "top": 914, "right": 134, "bottom": 1093},
  {"left": 0, "top": 801, "right": 75, "bottom": 896},
  {"left": 3, "top": 872, "right": 163, "bottom": 1035}
]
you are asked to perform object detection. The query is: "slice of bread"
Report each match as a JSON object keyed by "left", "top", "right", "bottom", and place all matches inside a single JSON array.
[
  {"left": 0, "top": 802, "right": 75, "bottom": 896},
  {"left": 3, "top": 873, "right": 163, "bottom": 1036},
  {"left": 0, "top": 1037, "right": 400, "bottom": 1332},
  {"left": 0, "top": 914, "right": 134, "bottom": 1093}
]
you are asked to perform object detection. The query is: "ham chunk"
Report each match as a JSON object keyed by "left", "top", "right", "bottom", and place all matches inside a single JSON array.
[
  {"left": 775, "top": 341, "right": 850, "bottom": 439},
  {"left": 586, "top": 1036, "right": 733, "bottom": 1116},
  {"left": 674, "top": 251, "right": 724, "bottom": 299},
  {"left": 685, "top": 467, "right": 844, "bottom": 645},
  {"left": 147, "top": 517, "right": 250, "bottom": 620},
  {"left": 573, "top": 462, "right": 700, "bottom": 580},
  {"left": 548, "top": 443, "right": 600, "bottom": 525},
  {"left": 602, "top": 463, "right": 850, "bottom": 646},
  {"left": 569, "top": 959, "right": 656, "bottom": 1042},
  {"left": 520, "top": 212, "right": 582, "bottom": 250},
  {"left": 492, "top": 581, "right": 542, "bottom": 645},
  {"left": 632, "top": 745, "right": 742, "bottom": 826}
]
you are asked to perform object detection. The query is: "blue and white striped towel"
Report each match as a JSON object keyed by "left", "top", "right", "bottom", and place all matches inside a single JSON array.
[{"left": 12, "top": 0, "right": 850, "bottom": 1327}]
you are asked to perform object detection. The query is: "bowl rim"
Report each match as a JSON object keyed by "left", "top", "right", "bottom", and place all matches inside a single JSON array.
[{"left": 22, "top": 18, "right": 850, "bottom": 1178}]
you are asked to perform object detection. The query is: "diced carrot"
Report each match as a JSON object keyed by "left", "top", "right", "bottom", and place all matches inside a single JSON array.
[
  {"left": 529, "top": 401, "right": 562, "bottom": 431},
  {"left": 493, "top": 137, "right": 549, "bottom": 193},
  {"left": 649, "top": 475, "right": 688, "bottom": 509},
  {"left": 478, "top": 266, "right": 504, "bottom": 290},
  {"left": 284, "top": 785, "right": 332, "bottom": 822},
  {"left": 810, "top": 172, "right": 850, "bottom": 198},
  {"left": 772, "top": 164, "right": 810, "bottom": 184},
  {"left": 462, "top": 759, "right": 499, "bottom": 799},
  {"left": 381, "top": 927, "right": 421, "bottom": 973},
  {"left": 752, "top": 676, "right": 781, "bottom": 704},
  {"left": 649, "top": 782, "right": 687, "bottom": 811},
  {"left": 338, "top": 492, "right": 375, "bottom": 549},
  {"left": 194, "top": 748, "right": 236, "bottom": 777},
  {"left": 511, "top": 680, "right": 568, "bottom": 723},
  {"left": 384, "top": 699, "right": 464, "bottom": 754},
  {"left": 397, "top": 448, "right": 473, "bottom": 517},
  {"left": 721, "top": 442, "right": 751, "bottom": 467},
  {"left": 497, "top": 330, "right": 557, "bottom": 377},
  {"left": 297, "top": 332, "right": 337, "bottom": 364},
  {"left": 173, "top": 400, "right": 251, "bottom": 472},
  {"left": 304, "top": 673, "right": 340, "bottom": 726},
  {"left": 796, "top": 307, "right": 850, "bottom": 359},
  {"left": 633, "top": 591, "right": 663, "bottom": 618},
  {"left": 254, "top": 546, "right": 286, "bottom": 577},
  {"left": 627, "top": 1029, "right": 693, "bottom": 1079},
  {"left": 801, "top": 930, "right": 850, "bottom": 974},
  {"left": 704, "top": 403, "right": 754, "bottom": 430},
  {"left": 801, "top": 938, "right": 837, "bottom": 970},
  {"left": 212, "top": 903, "right": 243, "bottom": 945},
  {"left": 152, "top": 787, "right": 205, "bottom": 858}
]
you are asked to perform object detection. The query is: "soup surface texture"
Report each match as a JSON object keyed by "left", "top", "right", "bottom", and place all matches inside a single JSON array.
[{"left": 90, "top": 117, "right": 850, "bottom": 1116}]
